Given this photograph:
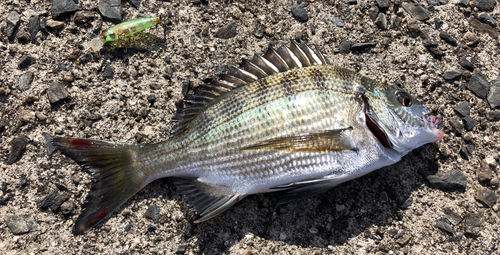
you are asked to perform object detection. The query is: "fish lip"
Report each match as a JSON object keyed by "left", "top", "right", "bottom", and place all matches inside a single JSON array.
[{"left": 422, "top": 114, "right": 444, "bottom": 141}]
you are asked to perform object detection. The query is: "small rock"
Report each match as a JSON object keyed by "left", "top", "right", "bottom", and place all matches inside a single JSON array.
[
  {"left": 479, "top": 14, "right": 497, "bottom": 28},
  {"left": 444, "top": 69, "right": 462, "bottom": 80},
  {"left": 144, "top": 205, "right": 160, "bottom": 223},
  {"left": 454, "top": 101, "right": 471, "bottom": 117},
  {"left": 7, "top": 11, "right": 21, "bottom": 39},
  {"left": 147, "top": 224, "right": 156, "bottom": 232},
  {"left": 339, "top": 40, "right": 351, "bottom": 54},
  {"left": 147, "top": 94, "right": 156, "bottom": 105},
  {"left": 4, "top": 215, "right": 31, "bottom": 235},
  {"left": 50, "top": 193, "right": 70, "bottom": 211},
  {"left": 439, "top": 32, "right": 458, "bottom": 46},
  {"left": 184, "top": 220, "right": 196, "bottom": 238},
  {"left": 18, "top": 56, "right": 36, "bottom": 70},
  {"left": 426, "top": 170, "right": 467, "bottom": 192},
  {"left": 487, "top": 78, "right": 500, "bottom": 108},
  {"left": 129, "top": 0, "right": 141, "bottom": 8},
  {"left": 46, "top": 19, "right": 64, "bottom": 30},
  {"left": 401, "top": 3, "right": 430, "bottom": 21},
  {"left": 60, "top": 200, "right": 75, "bottom": 214},
  {"left": 436, "top": 219, "right": 454, "bottom": 235},
  {"left": 73, "top": 11, "right": 96, "bottom": 24},
  {"left": 47, "top": 82, "right": 70, "bottom": 104},
  {"left": 51, "top": 0, "right": 83, "bottom": 19},
  {"left": 29, "top": 15, "right": 40, "bottom": 43},
  {"left": 347, "top": 0, "right": 357, "bottom": 4},
  {"left": 490, "top": 178, "right": 499, "bottom": 186},
  {"left": 7, "top": 137, "right": 28, "bottom": 165},
  {"left": 376, "top": 0, "right": 390, "bottom": 9},
  {"left": 124, "top": 223, "right": 131, "bottom": 231},
  {"left": 102, "top": 66, "right": 114, "bottom": 79},
  {"left": 181, "top": 81, "right": 190, "bottom": 97},
  {"left": 215, "top": 22, "right": 237, "bottom": 39},
  {"left": 40, "top": 190, "right": 59, "bottom": 209},
  {"left": 396, "top": 233, "right": 412, "bottom": 246},
  {"left": 474, "top": 186, "right": 497, "bottom": 207},
  {"left": 375, "top": 13, "right": 387, "bottom": 30},
  {"left": 458, "top": 57, "right": 474, "bottom": 71},
  {"left": 309, "top": 227, "right": 319, "bottom": 234},
  {"left": 469, "top": 17, "right": 498, "bottom": 38},
  {"left": 331, "top": 17, "right": 344, "bottom": 27},
  {"left": 463, "top": 116, "right": 478, "bottom": 130},
  {"left": 176, "top": 244, "right": 188, "bottom": 255},
  {"left": 291, "top": 3, "right": 308, "bottom": 23},
  {"left": 0, "top": 120, "right": 6, "bottom": 134},
  {"left": 99, "top": 0, "right": 122, "bottom": 23},
  {"left": 351, "top": 42, "right": 377, "bottom": 51},
  {"left": 20, "top": 110, "right": 35, "bottom": 123},
  {"left": 18, "top": 72, "right": 34, "bottom": 91},
  {"left": 457, "top": 0, "right": 469, "bottom": 6},
  {"left": 475, "top": 0, "right": 495, "bottom": 11},
  {"left": 477, "top": 167, "right": 493, "bottom": 183},
  {"left": 486, "top": 111, "right": 500, "bottom": 121},
  {"left": 484, "top": 156, "right": 497, "bottom": 167},
  {"left": 443, "top": 207, "right": 462, "bottom": 225},
  {"left": 464, "top": 213, "right": 481, "bottom": 235},
  {"left": 450, "top": 118, "right": 464, "bottom": 133},
  {"left": 468, "top": 72, "right": 490, "bottom": 99}
]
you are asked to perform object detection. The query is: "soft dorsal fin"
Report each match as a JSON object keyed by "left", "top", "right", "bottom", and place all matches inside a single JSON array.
[{"left": 170, "top": 40, "right": 330, "bottom": 137}]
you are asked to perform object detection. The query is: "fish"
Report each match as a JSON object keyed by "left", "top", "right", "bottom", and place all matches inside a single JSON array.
[{"left": 44, "top": 41, "right": 444, "bottom": 234}]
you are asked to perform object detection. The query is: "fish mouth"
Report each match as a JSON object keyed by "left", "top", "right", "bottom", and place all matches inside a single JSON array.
[
  {"left": 423, "top": 113, "right": 444, "bottom": 141},
  {"left": 365, "top": 112, "right": 392, "bottom": 148}
]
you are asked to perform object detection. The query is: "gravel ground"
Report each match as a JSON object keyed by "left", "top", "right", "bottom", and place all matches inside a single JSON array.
[{"left": 1, "top": 0, "right": 499, "bottom": 254}]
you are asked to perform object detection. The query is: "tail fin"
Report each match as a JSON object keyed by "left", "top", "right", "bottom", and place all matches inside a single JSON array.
[{"left": 43, "top": 132, "right": 147, "bottom": 235}]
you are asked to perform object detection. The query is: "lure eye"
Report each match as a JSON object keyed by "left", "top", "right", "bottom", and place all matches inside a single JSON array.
[{"left": 396, "top": 91, "right": 413, "bottom": 107}]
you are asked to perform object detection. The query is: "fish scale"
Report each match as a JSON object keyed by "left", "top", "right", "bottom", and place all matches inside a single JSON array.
[{"left": 45, "top": 41, "right": 443, "bottom": 234}]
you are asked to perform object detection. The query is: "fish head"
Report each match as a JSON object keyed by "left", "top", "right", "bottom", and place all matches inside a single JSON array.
[{"left": 363, "top": 83, "right": 444, "bottom": 156}]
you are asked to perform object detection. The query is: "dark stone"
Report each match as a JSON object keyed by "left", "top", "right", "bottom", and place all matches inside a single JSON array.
[
  {"left": 7, "top": 137, "right": 28, "bottom": 165},
  {"left": 459, "top": 146, "right": 469, "bottom": 160},
  {"left": 51, "top": 0, "right": 82, "bottom": 19},
  {"left": 129, "top": 0, "right": 141, "bottom": 8},
  {"left": 375, "top": 13, "right": 388, "bottom": 30},
  {"left": 479, "top": 14, "right": 497, "bottom": 28},
  {"left": 18, "top": 72, "right": 34, "bottom": 92},
  {"left": 443, "top": 207, "right": 462, "bottom": 225},
  {"left": 457, "top": 0, "right": 468, "bottom": 6},
  {"left": 184, "top": 220, "right": 196, "bottom": 238},
  {"left": 310, "top": 24, "right": 315, "bottom": 35},
  {"left": 176, "top": 244, "right": 188, "bottom": 255},
  {"left": 47, "top": 82, "right": 70, "bottom": 104},
  {"left": 463, "top": 116, "right": 478, "bottom": 130},
  {"left": 464, "top": 213, "right": 481, "bottom": 235},
  {"left": 99, "top": 0, "right": 122, "bottom": 23},
  {"left": 181, "top": 81, "right": 190, "bottom": 97},
  {"left": 435, "top": 19, "right": 444, "bottom": 29},
  {"left": 40, "top": 190, "right": 59, "bottom": 209},
  {"left": 458, "top": 57, "right": 474, "bottom": 71},
  {"left": 427, "top": 46, "right": 443, "bottom": 58},
  {"left": 291, "top": 3, "right": 308, "bottom": 22},
  {"left": 376, "top": 0, "right": 390, "bottom": 9},
  {"left": 7, "top": 11, "right": 21, "bottom": 39},
  {"left": 476, "top": 0, "right": 495, "bottom": 11},
  {"left": 43, "top": 132, "right": 58, "bottom": 156},
  {"left": 397, "top": 197, "right": 413, "bottom": 209},
  {"left": 474, "top": 186, "right": 497, "bottom": 207},
  {"left": 478, "top": 168, "right": 493, "bottom": 183},
  {"left": 50, "top": 193, "right": 70, "bottom": 211},
  {"left": 439, "top": 32, "right": 457, "bottom": 46},
  {"left": 426, "top": 170, "right": 467, "bottom": 192},
  {"left": 18, "top": 55, "right": 36, "bottom": 70},
  {"left": 450, "top": 118, "right": 464, "bottom": 133},
  {"left": 29, "top": 15, "right": 40, "bottom": 43},
  {"left": 422, "top": 39, "right": 438, "bottom": 48},
  {"left": 53, "top": 63, "right": 69, "bottom": 73},
  {"left": 347, "top": 0, "right": 357, "bottom": 4},
  {"left": 147, "top": 224, "right": 156, "bottom": 232},
  {"left": 367, "top": 7, "right": 379, "bottom": 22},
  {"left": 331, "top": 17, "right": 344, "bottom": 27},
  {"left": 73, "top": 11, "right": 96, "bottom": 24},
  {"left": 339, "top": 40, "right": 351, "bottom": 54},
  {"left": 486, "top": 111, "right": 500, "bottom": 121},
  {"left": 215, "top": 22, "right": 237, "bottom": 39},
  {"left": 454, "top": 101, "right": 471, "bottom": 117},
  {"left": 468, "top": 72, "right": 490, "bottom": 99},
  {"left": 444, "top": 69, "right": 462, "bottom": 81},
  {"left": 4, "top": 215, "right": 31, "bottom": 235},
  {"left": 102, "top": 66, "right": 114, "bottom": 79},
  {"left": 124, "top": 223, "right": 131, "bottom": 231},
  {"left": 436, "top": 219, "right": 454, "bottom": 235},
  {"left": 0, "top": 120, "right": 6, "bottom": 134},
  {"left": 55, "top": 183, "right": 68, "bottom": 191},
  {"left": 487, "top": 78, "right": 500, "bottom": 108},
  {"left": 144, "top": 205, "right": 160, "bottom": 223},
  {"left": 401, "top": 3, "right": 430, "bottom": 21},
  {"left": 351, "top": 42, "right": 377, "bottom": 51},
  {"left": 469, "top": 17, "right": 498, "bottom": 38},
  {"left": 147, "top": 94, "right": 156, "bottom": 104}
]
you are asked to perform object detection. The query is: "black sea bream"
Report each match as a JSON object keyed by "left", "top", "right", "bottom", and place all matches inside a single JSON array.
[{"left": 45, "top": 41, "right": 443, "bottom": 234}]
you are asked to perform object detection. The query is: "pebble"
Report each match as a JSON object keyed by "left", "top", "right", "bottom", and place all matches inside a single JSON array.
[
  {"left": 454, "top": 101, "right": 471, "bottom": 117},
  {"left": 485, "top": 156, "right": 497, "bottom": 167},
  {"left": 20, "top": 110, "right": 35, "bottom": 123},
  {"left": 73, "top": 11, "right": 95, "bottom": 24},
  {"left": 443, "top": 69, "right": 462, "bottom": 81},
  {"left": 464, "top": 213, "right": 481, "bottom": 235},
  {"left": 467, "top": 72, "right": 490, "bottom": 99},
  {"left": 124, "top": 223, "right": 131, "bottom": 231},
  {"left": 475, "top": 0, "right": 495, "bottom": 11},
  {"left": 102, "top": 66, "right": 114, "bottom": 79},
  {"left": 144, "top": 204, "right": 160, "bottom": 223},
  {"left": 18, "top": 72, "right": 34, "bottom": 92},
  {"left": 396, "top": 233, "right": 412, "bottom": 246},
  {"left": 443, "top": 207, "right": 462, "bottom": 225},
  {"left": 439, "top": 32, "right": 457, "bottom": 46},
  {"left": 309, "top": 227, "right": 319, "bottom": 234},
  {"left": 147, "top": 224, "right": 156, "bottom": 232},
  {"left": 99, "top": 0, "right": 122, "bottom": 23},
  {"left": 339, "top": 40, "right": 351, "bottom": 54},
  {"left": 47, "top": 82, "right": 70, "bottom": 104},
  {"left": 463, "top": 116, "right": 478, "bottom": 130},
  {"left": 436, "top": 219, "right": 454, "bottom": 235},
  {"left": 40, "top": 190, "right": 59, "bottom": 209},
  {"left": 487, "top": 78, "right": 500, "bottom": 108},
  {"left": 426, "top": 170, "right": 467, "bottom": 192},
  {"left": 184, "top": 220, "right": 196, "bottom": 238},
  {"left": 291, "top": 3, "right": 308, "bottom": 23},
  {"left": 458, "top": 56, "right": 474, "bottom": 71},
  {"left": 18, "top": 56, "right": 35, "bottom": 70},
  {"left": 0, "top": 120, "right": 6, "bottom": 134},
  {"left": 351, "top": 42, "right": 377, "bottom": 51},
  {"left": 7, "top": 11, "right": 21, "bottom": 39},
  {"left": 7, "top": 137, "right": 28, "bottom": 165},
  {"left": 407, "top": 18, "right": 421, "bottom": 34},
  {"left": 486, "top": 111, "right": 500, "bottom": 121},
  {"left": 50, "top": 193, "right": 70, "bottom": 211},
  {"left": 4, "top": 215, "right": 31, "bottom": 235},
  {"left": 375, "top": 13, "right": 387, "bottom": 30},
  {"left": 347, "top": 0, "right": 357, "bottom": 4},
  {"left": 51, "top": 0, "right": 82, "bottom": 19},
  {"left": 60, "top": 200, "right": 75, "bottom": 214},
  {"left": 474, "top": 186, "right": 497, "bottom": 207},
  {"left": 376, "top": 0, "right": 390, "bottom": 9},
  {"left": 176, "top": 244, "right": 187, "bottom": 255},
  {"left": 457, "top": 0, "right": 469, "bottom": 6},
  {"left": 450, "top": 118, "right": 464, "bottom": 133},
  {"left": 401, "top": 3, "right": 430, "bottom": 21},
  {"left": 477, "top": 167, "right": 493, "bottom": 183},
  {"left": 469, "top": 17, "right": 498, "bottom": 38},
  {"left": 479, "top": 14, "right": 497, "bottom": 28},
  {"left": 129, "top": 0, "right": 141, "bottom": 8},
  {"left": 147, "top": 94, "right": 156, "bottom": 105},
  {"left": 331, "top": 17, "right": 344, "bottom": 27},
  {"left": 46, "top": 19, "right": 64, "bottom": 30},
  {"left": 215, "top": 22, "right": 237, "bottom": 39},
  {"left": 29, "top": 14, "right": 40, "bottom": 43}
]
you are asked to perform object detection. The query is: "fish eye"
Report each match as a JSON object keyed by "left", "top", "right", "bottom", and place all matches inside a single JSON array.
[{"left": 395, "top": 91, "right": 412, "bottom": 107}]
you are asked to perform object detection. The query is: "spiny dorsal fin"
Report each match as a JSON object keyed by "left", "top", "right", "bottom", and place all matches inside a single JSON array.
[{"left": 170, "top": 40, "right": 330, "bottom": 137}]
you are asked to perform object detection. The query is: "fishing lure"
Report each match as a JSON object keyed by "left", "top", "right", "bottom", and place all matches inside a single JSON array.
[{"left": 90, "top": 15, "right": 163, "bottom": 51}]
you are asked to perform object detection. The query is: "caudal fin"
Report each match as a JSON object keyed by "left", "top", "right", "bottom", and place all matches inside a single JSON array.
[{"left": 43, "top": 132, "right": 147, "bottom": 235}]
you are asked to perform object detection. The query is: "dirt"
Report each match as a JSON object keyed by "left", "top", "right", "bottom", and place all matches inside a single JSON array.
[{"left": 0, "top": 0, "right": 499, "bottom": 254}]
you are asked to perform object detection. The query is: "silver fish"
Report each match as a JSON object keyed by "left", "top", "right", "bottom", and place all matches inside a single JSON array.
[{"left": 44, "top": 41, "right": 443, "bottom": 234}]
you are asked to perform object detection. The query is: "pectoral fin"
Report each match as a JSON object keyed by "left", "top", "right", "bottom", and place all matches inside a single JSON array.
[{"left": 240, "top": 127, "right": 356, "bottom": 153}]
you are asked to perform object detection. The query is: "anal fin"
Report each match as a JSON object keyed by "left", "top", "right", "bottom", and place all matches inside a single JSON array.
[{"left": 174, "top": 178, "right": 245, "bottom": 223}]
